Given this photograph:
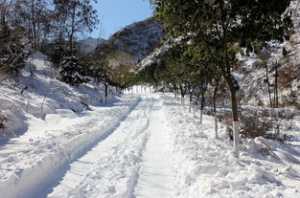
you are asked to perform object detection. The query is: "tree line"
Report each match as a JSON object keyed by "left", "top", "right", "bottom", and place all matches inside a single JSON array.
[
  {"left": 139, "top": 0, "right": 293, "bottom": 156},
  {"left": 0, "top": 0, "right": 98, "bottom": 52}
]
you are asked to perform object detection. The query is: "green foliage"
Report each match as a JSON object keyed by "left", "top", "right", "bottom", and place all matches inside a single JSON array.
[
  {"left": 155, "top": 0, "right": 292, "bottom": 46},
  {"left": 92, "top": 42, "right": 139, "bottom": 89},
  {"left": 149, "top": 0, "right": 292, "bottom": 133},
  {"left": 152, "top": 0, "right": 291, "bottom": 88},
  {"left": 0, "top": 24, "right": 27, "bottom": 74},
  {"left": 153, "top": 0, "right": 292, "bottom": 79}
]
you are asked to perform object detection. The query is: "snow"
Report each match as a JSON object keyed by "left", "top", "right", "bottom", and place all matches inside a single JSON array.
[
  {"left": 48, "top": 97, "right": 151, "bottom": 198},
  {"left": 134, "top": 98, "right": 175, "bottom": 198},
  {"left": 47, "top": 95, "right": 177, "bottom": 198},
  {"left": 0, "top": 80, "right": 300, "bottom": 198},
  {"left": 0, "top": 96, "right": 140, "bottom": 198},
  {"left": 0, "top": 52, "right": 116, "bottom": 138},
  {"left": 162, "top": 95, "right": 300, "bottom": 198},
  {"left": 138, "top": 37, "right": 187, "bottom": 71}
]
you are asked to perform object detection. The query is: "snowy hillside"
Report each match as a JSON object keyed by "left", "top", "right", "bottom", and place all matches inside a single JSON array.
[
  {"left": 0, "top": 52, "right": 116, "bottom": 138},
  {"left": 237, "top": 1, "right": 300, "bottom": 108}
]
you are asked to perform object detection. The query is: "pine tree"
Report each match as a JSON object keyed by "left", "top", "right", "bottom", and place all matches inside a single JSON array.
[{"left": 59, "top": 56, "right": 87, "bottom": 86}]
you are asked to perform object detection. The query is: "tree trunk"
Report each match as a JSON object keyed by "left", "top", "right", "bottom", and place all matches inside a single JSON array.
[
  {"left": 179, "top": 84, "right": 185, "bottom": 106},
  {"left": 193, "top": 94, "right": 200, "bottom": 117},
  {"left": 230, "top": 87, "right": 240, "bottom": 156},
  {"left": 189, "top": 92, "right": 193, "bottom": 113},
  {"left": 172, "top": 84, "right": 178, "bottom": 99},
  {"left": 265, "top": 65, "right": 273, "bottom": 108},
  {"left": 199, "top": 90, "right": 205, "bottom": 125},
  {"left": 31, "top": 0, "right": 37, "bottom": 49},
  {"left": 188, "top": 84, "right": 193, "bottom": 112},
  {"left": 104, "top": 83, "right": 108, "bottom": 104},
  {"left": 274, "top": 62, "right": 280, "bottom": 137},
  {"left": 213, "top": 83, "right": 219, "bottom": 138},
  {"left": 0, "top": 5, "right": 7, "bottom": 25},
  {"left": 69, "top": 3, "right": 77, "bottom": 55},
  {"left": 224, "top": 72, "right": 241, "bottom": 156}
]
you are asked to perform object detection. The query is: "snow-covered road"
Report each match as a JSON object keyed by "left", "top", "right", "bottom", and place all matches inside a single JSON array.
[
  {"left": 48, "top": 95, "right": 176, "bottom": 198},
  {"left": 0, "top": 96, "right": 140, "bottom": 198},
  {"left": 2, "top": 94, "right": 300, "bottom": 198},
  {"left": 134, "top": 99, "right": 175, "bottom": 198}
]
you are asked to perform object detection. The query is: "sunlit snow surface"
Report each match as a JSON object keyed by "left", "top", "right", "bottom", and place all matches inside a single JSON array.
[
  {"left": 163, "top": 95, "right": 300, "bottom": 198},
  {"left": 0, "top": 93, "right": 299, "bottom": 197}
]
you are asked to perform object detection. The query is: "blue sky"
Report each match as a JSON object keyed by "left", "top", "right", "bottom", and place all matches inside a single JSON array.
[{"left": 91, "top": 0, "right": 154, "bottom": 39}]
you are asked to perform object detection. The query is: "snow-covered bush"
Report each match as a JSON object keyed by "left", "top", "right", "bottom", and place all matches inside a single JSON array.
[
  {"left": 240, "top": 114, "right": 272, "bottom": 138},
  {"left": 223, "top": 111, "right": 272, "bottom": 139},
  {"left": 59, "top": 56, "right": 88, "bottom": 86}
]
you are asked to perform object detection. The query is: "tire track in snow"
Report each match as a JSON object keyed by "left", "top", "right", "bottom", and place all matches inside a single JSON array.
[
  {"left": 0, "top": 97, "right": 140, "bottom": 198},
  {"left": 133, "top": 99, "right": 176, "bottom": 198},
  {"left": 47, "top": 97, "right": 156, "bottom": 198}
]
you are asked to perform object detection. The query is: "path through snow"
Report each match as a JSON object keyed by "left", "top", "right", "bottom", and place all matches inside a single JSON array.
[
  {"left": 48, "top": 95, "right": 175, "bottom": 198},
  {"left": 134, "top": 99, "right": 175, "bottom": 198}
]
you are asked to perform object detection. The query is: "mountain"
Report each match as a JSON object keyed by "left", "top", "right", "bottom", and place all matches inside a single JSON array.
[
  {"left": 95, "top": 18, "right": 164, "bottom": 65},
  {"left": 78, "top": 37, "right": 106, "bottom": 55}
]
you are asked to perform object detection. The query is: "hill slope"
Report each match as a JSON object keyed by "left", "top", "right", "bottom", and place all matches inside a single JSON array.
[
  {"left": 0, "top": 52, "right": 113, "bottom": 138},
  {"left": 95, "top": 18, "right": 164, "bottom": 64}
]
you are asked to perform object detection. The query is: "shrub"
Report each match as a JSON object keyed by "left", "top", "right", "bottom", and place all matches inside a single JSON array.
[
  {"left": 0, "top": 113, "right": 7, "bottom": 134},
  {"left": 224, "top": 112, "right": 272, "bottom": 139},
  {"left": 240, "top": 114, "right": 272, "bottom": 138}
]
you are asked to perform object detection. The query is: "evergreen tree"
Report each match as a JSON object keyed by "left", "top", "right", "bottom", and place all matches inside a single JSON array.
[{"left": 59, "top": 56, "right": 87, "bottom": 86}]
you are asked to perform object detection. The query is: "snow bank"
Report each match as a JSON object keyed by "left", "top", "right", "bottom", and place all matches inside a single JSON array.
[
  {"left": 162, "top": 96, "right": 300, "bottom": 198},
  {"left": 0, "top": 97, "right": 140, "bottom": 198}
]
